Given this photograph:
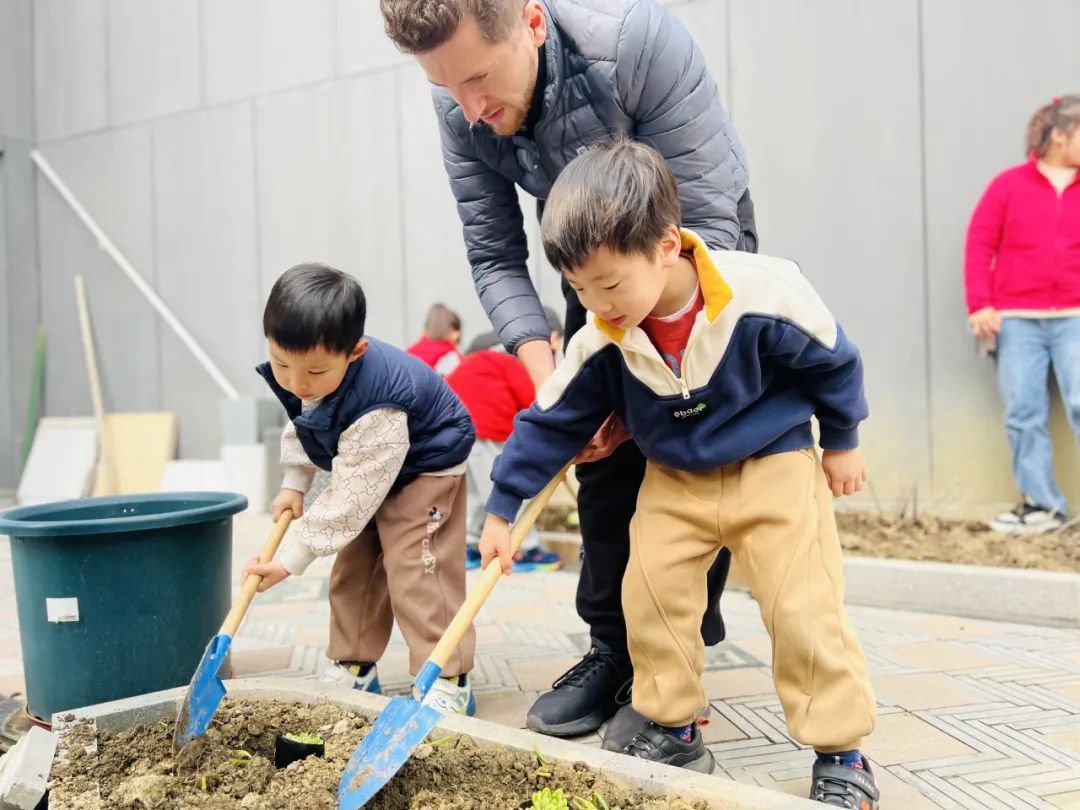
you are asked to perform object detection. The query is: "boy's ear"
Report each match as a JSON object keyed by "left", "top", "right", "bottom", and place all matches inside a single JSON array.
[
  {"left": 348, "top": 339, "right": 369, "bottom": 362},
  {"left": 659, "top": 224, "right": 683, "bottom": 264}
]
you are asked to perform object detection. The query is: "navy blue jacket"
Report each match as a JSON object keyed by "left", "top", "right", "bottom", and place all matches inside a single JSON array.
[{"left": 257, "top": 338, "right": 475, "bottom": 490}]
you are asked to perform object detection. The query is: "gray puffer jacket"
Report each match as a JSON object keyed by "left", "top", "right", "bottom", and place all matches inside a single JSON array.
[{"left": 434, "top": 0, "right": 749, "bottom": 353}]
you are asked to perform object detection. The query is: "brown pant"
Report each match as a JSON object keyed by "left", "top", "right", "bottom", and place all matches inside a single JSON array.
[
  {"left": 624, "top": 449, "right": 876, "bottom": 752},
  {"left": 326, "top": 473, "right": 475, "bottom": 677}
]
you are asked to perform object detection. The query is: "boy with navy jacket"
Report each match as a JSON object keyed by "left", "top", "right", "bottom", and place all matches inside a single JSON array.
[
  {"left": 478, "top": 142, "right": 879, "bottom": 808},
  {"left": 245, "top": 263, "right": 477, "bottom": 715}
]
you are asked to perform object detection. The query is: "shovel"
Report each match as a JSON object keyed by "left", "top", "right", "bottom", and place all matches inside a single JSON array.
[
  {"left": 173, "top": 509, "right": 294, "bottom": 754},
  {"left": 338, "top": 464, "right": 570, "bottom": 809}
]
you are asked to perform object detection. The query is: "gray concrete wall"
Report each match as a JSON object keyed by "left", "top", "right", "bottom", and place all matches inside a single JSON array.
[{"left": 2, "top": 0, "right": 1078, "bottom": 513}]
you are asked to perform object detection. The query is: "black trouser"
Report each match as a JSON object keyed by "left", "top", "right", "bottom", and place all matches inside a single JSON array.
[{"left": 561, "top": 189, "right": 758, "bottom": 654}]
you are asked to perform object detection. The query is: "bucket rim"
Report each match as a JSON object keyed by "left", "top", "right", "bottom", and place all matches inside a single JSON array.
[{"left": 0, "top": 491, "right": 248, "bottom": 537}]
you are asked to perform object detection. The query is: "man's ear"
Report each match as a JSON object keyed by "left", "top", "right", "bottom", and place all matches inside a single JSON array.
[
  {"left": 348, "top": 339, "right": 369, "bottom": 363},
  {"left": 525, "top": 1, "right": 547, "bottom": 47}
]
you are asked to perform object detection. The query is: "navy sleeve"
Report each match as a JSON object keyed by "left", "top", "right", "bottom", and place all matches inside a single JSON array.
[
  {"left": 769, "top": 322, "right": 868, "bottom": 450},
  {"left": 486, "top": 344, "right": 616, "bottom": 521}
]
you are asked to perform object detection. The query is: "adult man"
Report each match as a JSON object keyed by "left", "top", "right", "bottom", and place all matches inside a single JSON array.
[{"left": 381, "top": 0, "right": 757, "bottom": 749}]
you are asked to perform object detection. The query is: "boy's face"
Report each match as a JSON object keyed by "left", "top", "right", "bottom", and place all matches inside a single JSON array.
[
  {"left": 267, "top": 339, "right": 367, "bottom": 401},
  {"left": 562, "top": 227, "right": 683, "bottom": 330}
]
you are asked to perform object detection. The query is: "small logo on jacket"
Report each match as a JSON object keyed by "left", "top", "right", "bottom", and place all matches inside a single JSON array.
[{"left": 673, "top": 402, "right": 708, "bottom": 419}]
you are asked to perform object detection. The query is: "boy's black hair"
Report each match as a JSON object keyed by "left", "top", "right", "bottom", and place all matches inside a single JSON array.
[
  {"left": 263, "top": 263, "right": 367, "bottom": 355},
  {"left": 541, "top": 139, "right": 682, "bottom": 272}
]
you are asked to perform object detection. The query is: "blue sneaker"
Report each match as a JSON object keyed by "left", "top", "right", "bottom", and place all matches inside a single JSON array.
[
  {"left": 320, "top": 661, "right": 382, "bottom": 694},
  {"left": 465, "top": 545, "right": 482, "bottom": 571},
  {"left": 513, "top": 547, "right": 563, "bottom": 573}
]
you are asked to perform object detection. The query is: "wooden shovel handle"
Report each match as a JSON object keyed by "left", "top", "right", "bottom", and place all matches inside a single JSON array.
[
  {"left": 429, "top": 464, "right": 571, "bottom": 669},
  {"left": 220, "top": 510, "right": 293, "bottom": 637}
]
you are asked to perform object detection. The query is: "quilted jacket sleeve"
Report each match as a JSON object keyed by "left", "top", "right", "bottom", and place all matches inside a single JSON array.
[
  {"left": 433, "top": 92, "right": 552, "bottom": 353},
  {"left": 615, "top": 0, "right": 748, "bottom": 250}
]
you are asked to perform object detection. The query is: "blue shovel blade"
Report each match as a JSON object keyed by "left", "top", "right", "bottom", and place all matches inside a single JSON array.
[
  {"left": 173, "top": 633, "right": 232, "bottom": 751},
  {"left": 338, "top": 695, "right": 443, "bottom": 809}
]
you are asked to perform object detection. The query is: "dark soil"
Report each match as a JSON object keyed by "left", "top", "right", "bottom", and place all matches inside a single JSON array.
[
  {"left": 538, "top": 505, "right": 1080, "bottom": 573},
  {"left": 48, "top": 700, "right": 714, "bottom": 809}
]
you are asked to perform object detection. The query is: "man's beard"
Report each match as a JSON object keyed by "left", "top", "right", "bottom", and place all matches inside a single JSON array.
[{"left": 490, "top": 59, "right": 538, "bottom": 137}]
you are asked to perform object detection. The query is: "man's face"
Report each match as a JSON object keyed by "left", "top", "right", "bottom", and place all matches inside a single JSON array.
[{"left": 416, "top": 3, "right": 547, "bottom": 136}]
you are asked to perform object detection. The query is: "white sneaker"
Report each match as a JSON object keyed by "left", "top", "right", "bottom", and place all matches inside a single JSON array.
[
  {"left": 990, "top": 499, "right": 1065, "bottom": 535},
  {"left": 420, "top": 674, "right": 476, "bottom": 717},
  {"left": 320, "top": 661, "right": 382, "bottom": 694}
]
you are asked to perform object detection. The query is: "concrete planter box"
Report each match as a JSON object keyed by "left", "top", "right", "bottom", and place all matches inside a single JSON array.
[
  {"left": 51, "top": 677, "right": 818, "bottom": 809},
  {"left": 543, "top": 529, "right": 1080, "bottom": 626},
  {"left": 725, "top": 555, "right": 1080, "bottom": 627}
]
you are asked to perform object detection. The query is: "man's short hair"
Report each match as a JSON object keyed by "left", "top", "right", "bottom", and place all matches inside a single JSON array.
[
  {"left": 263, "top": 263, "right": 367, "bottom": 355},
  {"left": 380, "top": 0, "right": 522, "bottom": 54},
  {"left": 541, "top": 140, "right": 682, "bottom": 272}
]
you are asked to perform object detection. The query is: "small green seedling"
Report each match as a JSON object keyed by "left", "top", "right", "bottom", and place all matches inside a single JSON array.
[
  {"left": 531, "top": 787, "right": 569, "bottom": 810},
  {"left": 228, "top": 749, "right": 253, "bottom": 767},
  {"left": 282, "top": 732, "right": 323, "bottom": 745}
]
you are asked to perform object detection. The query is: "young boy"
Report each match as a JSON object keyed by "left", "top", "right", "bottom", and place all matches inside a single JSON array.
[
  {"left": 478, "top": 142, "right": 879, "bottom": 809},
  {"left": 407, "top": 302, "right": 464, "bottom": 376},
  {"left": 244, "top": 263, "right": 477, "bottom": 715},
  {"left": 446, "top": 307, "right": 565, "bottom": 572}
]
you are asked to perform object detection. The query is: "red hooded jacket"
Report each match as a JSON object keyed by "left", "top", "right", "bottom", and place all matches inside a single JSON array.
[
  {"left": 965, "top": 159, "right": 1080, "bottom": 314},
  {"left": 446, "top": 350, "right": 536, "bottom": 442}
]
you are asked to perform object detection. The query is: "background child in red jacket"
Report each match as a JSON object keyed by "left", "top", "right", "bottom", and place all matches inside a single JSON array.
[
  {"left": 408, "top": 303, "right": 464, "bottom": 375},
  {"left": 448, "top": 307, "right": 565, "bottom": 572},
  {"left": 965, "top": 95, "right": 1080, "bottom": 534}
]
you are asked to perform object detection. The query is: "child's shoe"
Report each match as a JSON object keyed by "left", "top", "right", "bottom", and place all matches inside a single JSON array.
[
  {"left": 621, "top": 721, "right": 715, "bottom": 774},
  {"left": 320, "top": 661, "right": 382, "bottom": 694},
  {"left": 465, "top": 545, "right": 482, "bottom": 571},
  {"left": 810, "top": 754, "right": 879, "bottom": 808},
  {"left": 513, "top": 547, "right": 563, "bottom": 572},
  {"left": 421, "top": 673, "right": 476, "bottom": 717}
]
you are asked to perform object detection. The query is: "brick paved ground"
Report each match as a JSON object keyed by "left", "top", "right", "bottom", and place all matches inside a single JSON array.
[{"left": 4, "top": 511, "right": 1080, "bottom": 808}]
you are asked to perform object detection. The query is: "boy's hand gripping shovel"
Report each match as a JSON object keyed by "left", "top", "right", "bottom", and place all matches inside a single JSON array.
[
  {"left": 337, "top": 465, "right": 570, "bottom": 809},
  {"left": 172, "top": 510, "right": 294, "bottom": 755}
]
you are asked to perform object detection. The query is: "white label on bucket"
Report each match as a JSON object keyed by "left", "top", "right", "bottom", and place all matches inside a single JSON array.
[{"left": 46, "top": 597, "right": 80, "bottom": 623}]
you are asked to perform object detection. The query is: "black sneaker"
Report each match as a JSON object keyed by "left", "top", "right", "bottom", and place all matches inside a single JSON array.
[
  {"left": 526, "top": 640, "right": 632, "bottom": 737},
  {"left": 810, "top": 756, "right": 880, "bottom": 808},
  {"left": 990, "top": 498, "right": 1065, "bottom": 535},
  {"left": 622, "top": 722, "right": 715, "bottom": 774},
  {"left": 602, "top": 700, "right": 712, "bottom": 752}
]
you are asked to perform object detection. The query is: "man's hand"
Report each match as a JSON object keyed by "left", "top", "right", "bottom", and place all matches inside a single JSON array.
[
  {"left": 968, "top": 307, "right": 1002, "bottom": 342},
  {"left": 516, "top": 339, "right": 557, "bottom": 389},
  {"left": 821, "top": 448, "right": 868, "bottom": 497},
  {"left": 479, "top": 514, "right": 514, "bottom": 575},
  {"left": 272, "top": 489, "right": 303, "bottom": 521},
  {"left": 574, "top": 413, "right": 632, "bottom": 464},
  {"left": 241, "top": 557, "right": 290, "bottom": 592}
]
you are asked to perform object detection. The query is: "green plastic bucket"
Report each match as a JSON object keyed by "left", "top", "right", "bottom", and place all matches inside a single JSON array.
[{"left": 0, "top": 492, "right": 247, "bottom": 722}]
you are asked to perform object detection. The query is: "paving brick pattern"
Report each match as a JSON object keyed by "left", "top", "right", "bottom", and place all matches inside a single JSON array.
[{"left": 3, "top": 515, "right": 1080, "bottom": 808}]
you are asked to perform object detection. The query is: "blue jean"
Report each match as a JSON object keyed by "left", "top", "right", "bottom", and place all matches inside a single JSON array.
[{"left": 996, "top": 317, "right": 1080, "bottom": 514}]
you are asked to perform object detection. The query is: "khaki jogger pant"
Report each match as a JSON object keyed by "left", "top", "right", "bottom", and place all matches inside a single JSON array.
[
  {"left": 326, "top": 473, "right": 475, "bottom": 678},
  {"left": 623, "top": 449, "right": 876, "bottom": 752}
]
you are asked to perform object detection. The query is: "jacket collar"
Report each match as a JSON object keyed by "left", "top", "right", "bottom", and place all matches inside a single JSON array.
[{"left": 594, "top": 228, "right": 734, "bottom": 343}]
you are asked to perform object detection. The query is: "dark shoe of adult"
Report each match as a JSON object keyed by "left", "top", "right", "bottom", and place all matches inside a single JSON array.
[
  {"left": 810, "top": 756, "right": 880, "bottom": 808},
  {"left": 526, "top": 640, "right": 632, "bottom": 737},
  {"left": 621, "top": 721, "right": 715, "bottom": 774}
]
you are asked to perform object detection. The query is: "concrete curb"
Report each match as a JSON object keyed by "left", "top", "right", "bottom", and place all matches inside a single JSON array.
[
  {"left": 836, "top": 557, "right": 1080, "bottom": 626},
  {"left": 55, "top": 677, "right": 818, "bottom": 810},
  {"left": 0, "top": 726, "right": 56, "bottom": 809},
  {"left": 542, "top": 530, "right": 1080, "bottom": 626}
]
